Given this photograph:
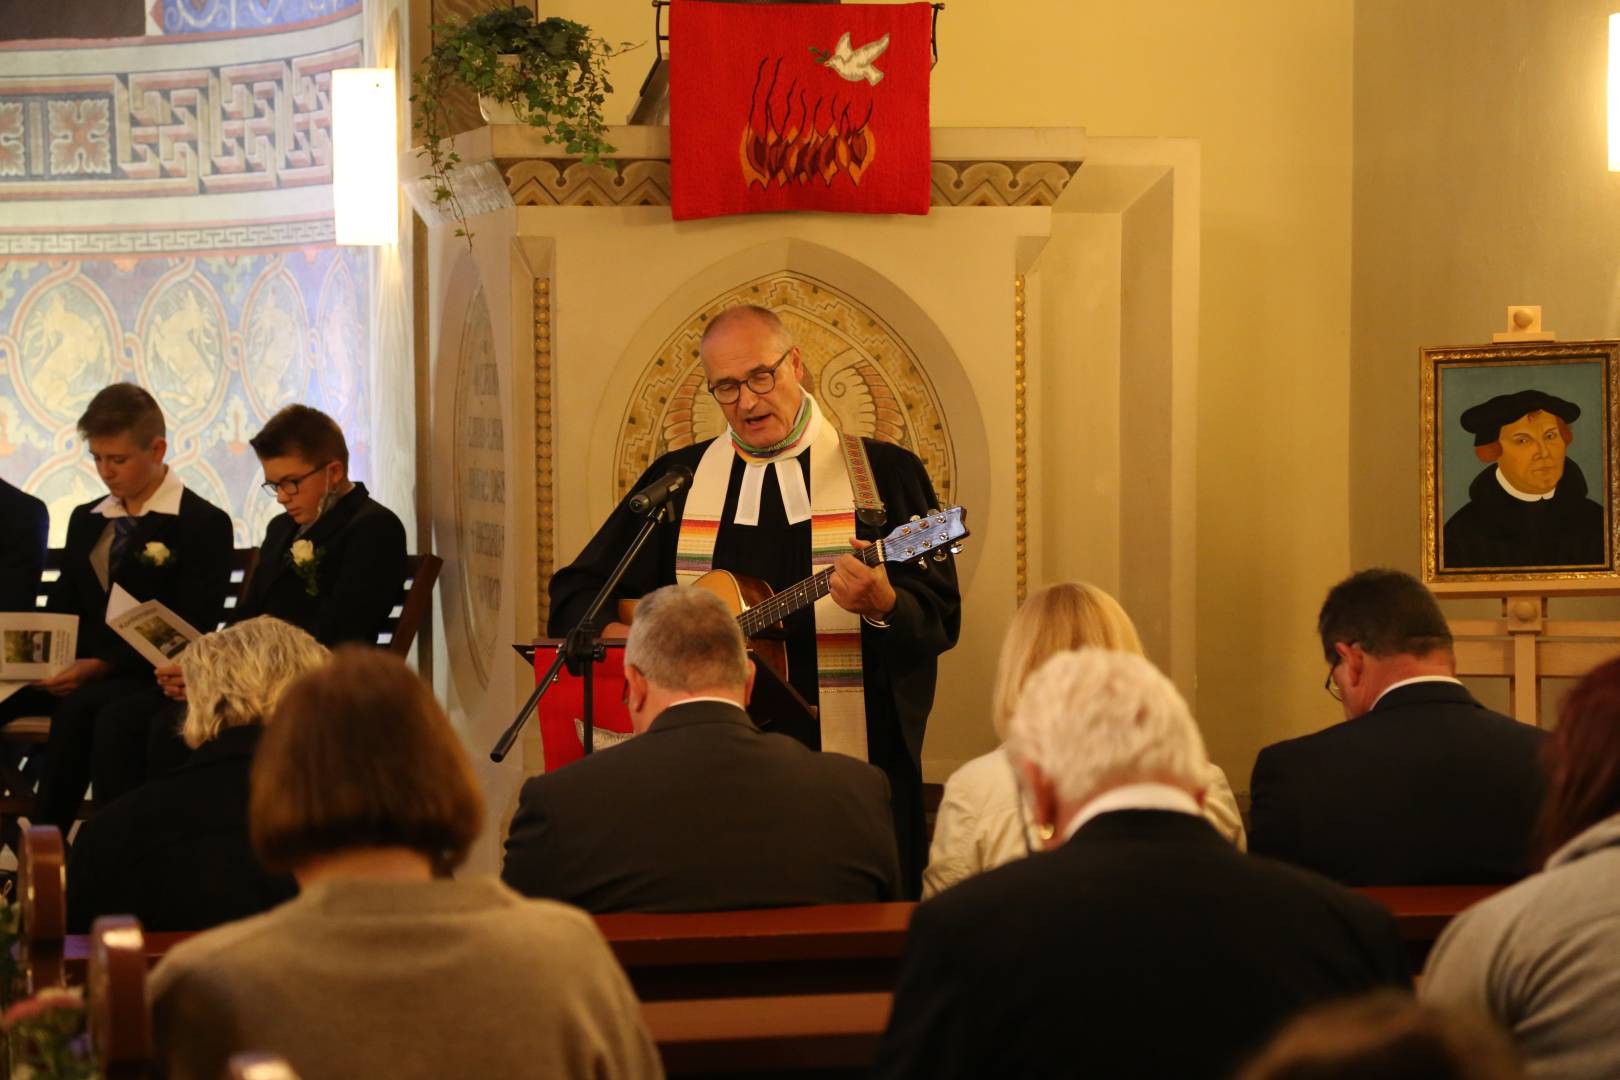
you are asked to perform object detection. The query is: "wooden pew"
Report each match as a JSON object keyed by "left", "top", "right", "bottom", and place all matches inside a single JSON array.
[
  {"left": 41, "top": 885, "right": 1502, "bottom": 998},
  {"left": 18, "top": 824, "right": 65, "bottom": 993},
  {"left": 88, "top": 915, "right": 151, "bottom": 1080},
  {"left": 643, "top": 991, "right": 892, "bottom": 1077},
  {"left": 595, "top": 902, "right": 916, "bottom": 1001},
  {"left": 1354, "top": 884, "right": 1501, "bottom": 969}
]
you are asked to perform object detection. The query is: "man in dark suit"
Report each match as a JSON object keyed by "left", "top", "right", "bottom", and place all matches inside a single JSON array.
[
  {"left": 0, "top": 478, "right": 48, "bottom": 615},
  {"left": 874, "top": 650, "right": 1410, "bottom": 1080},
  {"left": 34, "top": 384, "right": 233, "bottom": 831},
  {"left": 1249, "top": 568, "right": 1546, "bottom": 885},
  {"left": 134, "top": 404, "right": 406, "bottom": 780},
  {"left": 502, "top": 584, "right": 901, "bottom": 912}
]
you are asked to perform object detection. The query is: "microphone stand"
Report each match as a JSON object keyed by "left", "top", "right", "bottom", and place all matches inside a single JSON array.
[{"left": 490, "top": 501, "right": 671, "bottom": 763}]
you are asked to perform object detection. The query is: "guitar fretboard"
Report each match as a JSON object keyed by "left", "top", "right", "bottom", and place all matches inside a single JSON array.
[{"left": 735, "top": 542, "right": 885, "bottom": 637}]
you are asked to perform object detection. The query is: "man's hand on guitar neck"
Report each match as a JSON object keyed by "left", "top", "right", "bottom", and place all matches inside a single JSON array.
[{"left": 829, "top": 538, "right": 897, "bottom": 624}]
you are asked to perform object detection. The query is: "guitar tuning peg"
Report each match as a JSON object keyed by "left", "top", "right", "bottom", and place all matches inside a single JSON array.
[
  {"left": 949, "top": 544, "right": 962, "bottom": 555},
  {"left": 909, "top": 514, "right": 921, "bottom": 522},
  {"left": 927, "top": 508, "right": 938, "bottom": 516},
  {"left": 917, "top": 558, "right": 928, "bottom": 568},
  {"left": 932, "top": 551, "right": 947, "bottom": 562}
]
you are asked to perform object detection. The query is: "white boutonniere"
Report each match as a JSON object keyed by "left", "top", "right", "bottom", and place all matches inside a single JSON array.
[
  {"left": 136, "top": 541, "right": 173, "bottom": 568},
  {"left": 289, "top": 539, "right": 324, "bottom": 597}
]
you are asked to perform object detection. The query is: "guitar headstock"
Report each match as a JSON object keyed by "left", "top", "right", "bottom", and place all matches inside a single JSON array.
[{"left": 879, "top": 507, "right": 969, "bottom": 569}]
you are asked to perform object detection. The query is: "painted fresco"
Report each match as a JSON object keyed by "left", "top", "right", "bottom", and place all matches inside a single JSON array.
[
  {"left": 0, "top": 250, "right": 372, "bottom": 547},
  {"left": 157, "top": 0, "right": 362, "bottom": 35}
]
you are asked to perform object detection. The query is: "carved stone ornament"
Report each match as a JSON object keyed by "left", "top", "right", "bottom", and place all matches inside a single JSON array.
[{"left": 500, "top": 158, "right": 1081, "bottom": 209}]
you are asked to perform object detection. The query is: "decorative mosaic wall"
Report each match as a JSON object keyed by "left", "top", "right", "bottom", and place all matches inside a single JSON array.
[
  {"left": 157, "top": 0, "right": 361, "bottom": 35},
  {"left": 0, "top": 10, "right": 375, "bottom": 548},
  {"left": 0, "top": 41, "right": 360, "bottom": 200},
  {"left": 0, "top": 251, "right": 371, "bottom": 547}
]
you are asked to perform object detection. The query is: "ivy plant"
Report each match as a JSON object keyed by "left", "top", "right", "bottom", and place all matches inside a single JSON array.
[{"left": 410, "top": 7, "right": 635, "bottom": 244}]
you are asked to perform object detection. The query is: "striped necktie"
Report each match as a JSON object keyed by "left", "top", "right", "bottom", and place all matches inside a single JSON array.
[{"left": 108, "top": 516, "right": 137, "bottom": 573}]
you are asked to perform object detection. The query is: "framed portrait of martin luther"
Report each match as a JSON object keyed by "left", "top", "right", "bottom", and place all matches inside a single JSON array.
[{"left": 1422, "top": 340, "right": 1620, "bottom": 583}]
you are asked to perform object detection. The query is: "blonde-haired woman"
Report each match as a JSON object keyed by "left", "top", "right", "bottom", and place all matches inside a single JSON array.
[
  {"left": 922, "top": 583, "right": 1244, "bottom": 898},
  {"left": 65, "top": 616, "right": 328, "bottom": 932}
]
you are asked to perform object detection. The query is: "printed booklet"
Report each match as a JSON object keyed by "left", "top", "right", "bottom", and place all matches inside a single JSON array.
[
  {"left": 0, "top": 612, "right": 78, "bottom": 704},
  {"left": 106, "top": 584, "right": 202, "bottom": 667}
]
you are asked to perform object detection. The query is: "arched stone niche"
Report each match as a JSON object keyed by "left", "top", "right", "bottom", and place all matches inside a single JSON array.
[{"left": 594, "top": 239, "right": 989, "bottom": 596}]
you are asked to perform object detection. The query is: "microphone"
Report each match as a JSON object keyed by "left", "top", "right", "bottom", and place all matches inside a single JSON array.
[{"left": 627, "top": 465, "right": 694, "bottom": 515}]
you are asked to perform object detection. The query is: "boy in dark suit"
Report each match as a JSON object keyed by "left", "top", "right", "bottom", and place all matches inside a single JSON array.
[
  {"left": 34, "top": 384, "right": 233, "bottom": 831},
  {"left": 0, "top": 478, "right": 48, "bottom": 614},
  {"left": 137, "top": 405, "right": 406, "bottom": 778}
]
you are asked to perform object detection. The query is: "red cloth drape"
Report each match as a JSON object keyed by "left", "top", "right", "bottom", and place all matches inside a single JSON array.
[{"left": 670, "top": 0, "right": 932, "bottom": 221}]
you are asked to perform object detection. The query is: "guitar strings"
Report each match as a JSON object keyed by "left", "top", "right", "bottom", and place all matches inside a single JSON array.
[{"left": 737, "top": 541, "right": 885, "bottom": 635}]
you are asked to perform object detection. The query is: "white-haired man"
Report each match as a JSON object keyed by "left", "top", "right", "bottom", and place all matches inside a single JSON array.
[
  {"left": 874, "top": 649, "right": 1410, "bottom": 1080},
  {"left": 502, "top": 585, "right": 901, "bottom": 912}
]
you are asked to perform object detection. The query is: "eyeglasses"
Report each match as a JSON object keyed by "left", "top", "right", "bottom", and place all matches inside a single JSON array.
[
  {"left": 260, "top": 463, "right": 331, "bottom": 498},
  {"left": 708, "top": 347, "right": 793, "bottom": 405},
  {"left": 1324, "top": 661, "right": 1343, "bottom": 701},
  {"left": 1324, "top": 644, "right": 1354, "bottom": 701}
]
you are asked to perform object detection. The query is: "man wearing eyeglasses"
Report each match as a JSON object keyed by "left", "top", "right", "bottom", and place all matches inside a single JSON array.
[
  {"left": 1248, "top": 568, "right": 1545, "bottom": 886},
  {"left": 548, "top": 304, "right": 961, "bottom": 898}
]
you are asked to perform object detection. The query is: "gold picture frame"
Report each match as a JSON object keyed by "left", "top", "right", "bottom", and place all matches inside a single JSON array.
[{"left": 1421, "top": 339, "right": 1620, "bottom": 585}]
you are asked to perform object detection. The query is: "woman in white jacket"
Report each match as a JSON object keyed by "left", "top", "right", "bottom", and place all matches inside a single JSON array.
[{"left": 922, "top": 582, "right": 1245, "bottom": 898}]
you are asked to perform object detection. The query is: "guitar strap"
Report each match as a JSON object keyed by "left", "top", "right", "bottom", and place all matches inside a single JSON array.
[
  {"left": 840, "top": 433, "right": 887, "bottom": 529},
  {"left": 677, "top": 393, "right": 868, "bottom": 760}
]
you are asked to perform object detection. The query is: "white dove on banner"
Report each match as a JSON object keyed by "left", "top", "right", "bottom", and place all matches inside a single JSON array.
[{"left": 822, "top": 32, "right": 891, "bottom": 85}]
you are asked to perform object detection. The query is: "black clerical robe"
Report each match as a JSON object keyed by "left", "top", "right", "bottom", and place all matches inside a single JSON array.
[
  {"left": 548, "top": 437, "right": 961, "bottom": 897},
  {"left": 1443, "top": 460, "right": 1607, "bottom": 569}
]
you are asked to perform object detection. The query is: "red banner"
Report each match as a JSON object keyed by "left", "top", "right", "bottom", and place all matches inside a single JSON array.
[{"left": 670, "top": 0, "right": 932, "bottom": 222}]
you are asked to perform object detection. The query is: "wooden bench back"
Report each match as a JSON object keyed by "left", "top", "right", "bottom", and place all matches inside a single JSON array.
[
  {"left": 19, "top": 824, "right": 65, "bottom": 992},
  {"left": 88, "top": 915, "right": 151, "bottom": 1080},
  {"left": 385, "top": 554, "right": 441, "bottom": 657},
  {"left": 37, "top": 547, "right": 259, "bottom": 631},
  {"left": 36, "top": 547, "right": 439, "bottom": 654}
]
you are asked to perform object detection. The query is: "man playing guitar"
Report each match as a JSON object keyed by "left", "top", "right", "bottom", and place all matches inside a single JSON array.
[{"left": 548, "top": 304, "right": 961, "bottom": 897}]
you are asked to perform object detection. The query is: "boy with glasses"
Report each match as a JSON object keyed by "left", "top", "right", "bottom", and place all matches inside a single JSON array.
[{"left": 112, "top": 405, "right": 406, "bottom": 802}]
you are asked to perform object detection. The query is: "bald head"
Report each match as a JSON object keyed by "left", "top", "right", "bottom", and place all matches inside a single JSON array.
[{"left": 701, "top": 305, "right": 791, "bottom": 352}]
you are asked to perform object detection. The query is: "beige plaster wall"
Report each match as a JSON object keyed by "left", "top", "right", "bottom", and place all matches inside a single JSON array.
[
  {"left": 1351, "top": 0, "right": 1620, "bottom": 720},
  {"left": 1351, "top": 1, "right": 1620, "bottom": 569},
  {"left": 532, "top": 0, "right": 1356, "bottom": 793}
]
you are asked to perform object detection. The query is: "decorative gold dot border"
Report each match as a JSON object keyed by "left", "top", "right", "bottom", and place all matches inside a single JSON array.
[
  {"left": 535, "top": 277, "right": 554, "bottom": 629},
  {"left": 1014, "top": 275, "right": 1028, "bottom": 605}
]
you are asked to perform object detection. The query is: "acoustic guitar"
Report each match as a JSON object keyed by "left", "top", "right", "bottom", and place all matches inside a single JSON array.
[{"left": 616, "top": 506, "right": 970, "bottom": 683}]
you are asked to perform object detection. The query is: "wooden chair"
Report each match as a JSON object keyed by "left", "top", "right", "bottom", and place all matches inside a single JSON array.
[
  {"left": 0, "top": 549, "right": 259, "bottom": 851},
  {"left": 383, "top": 553, "right": 441, "bottom": 657},
  {"left": 18, "top": 824, "right": 66, "bottom": 993},
  {"left": 228, "top": 1053, "right": 302, "bottom": 1080},
  {"left": 87, "top": 915, "right": 151, "bottom": 1080}
]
